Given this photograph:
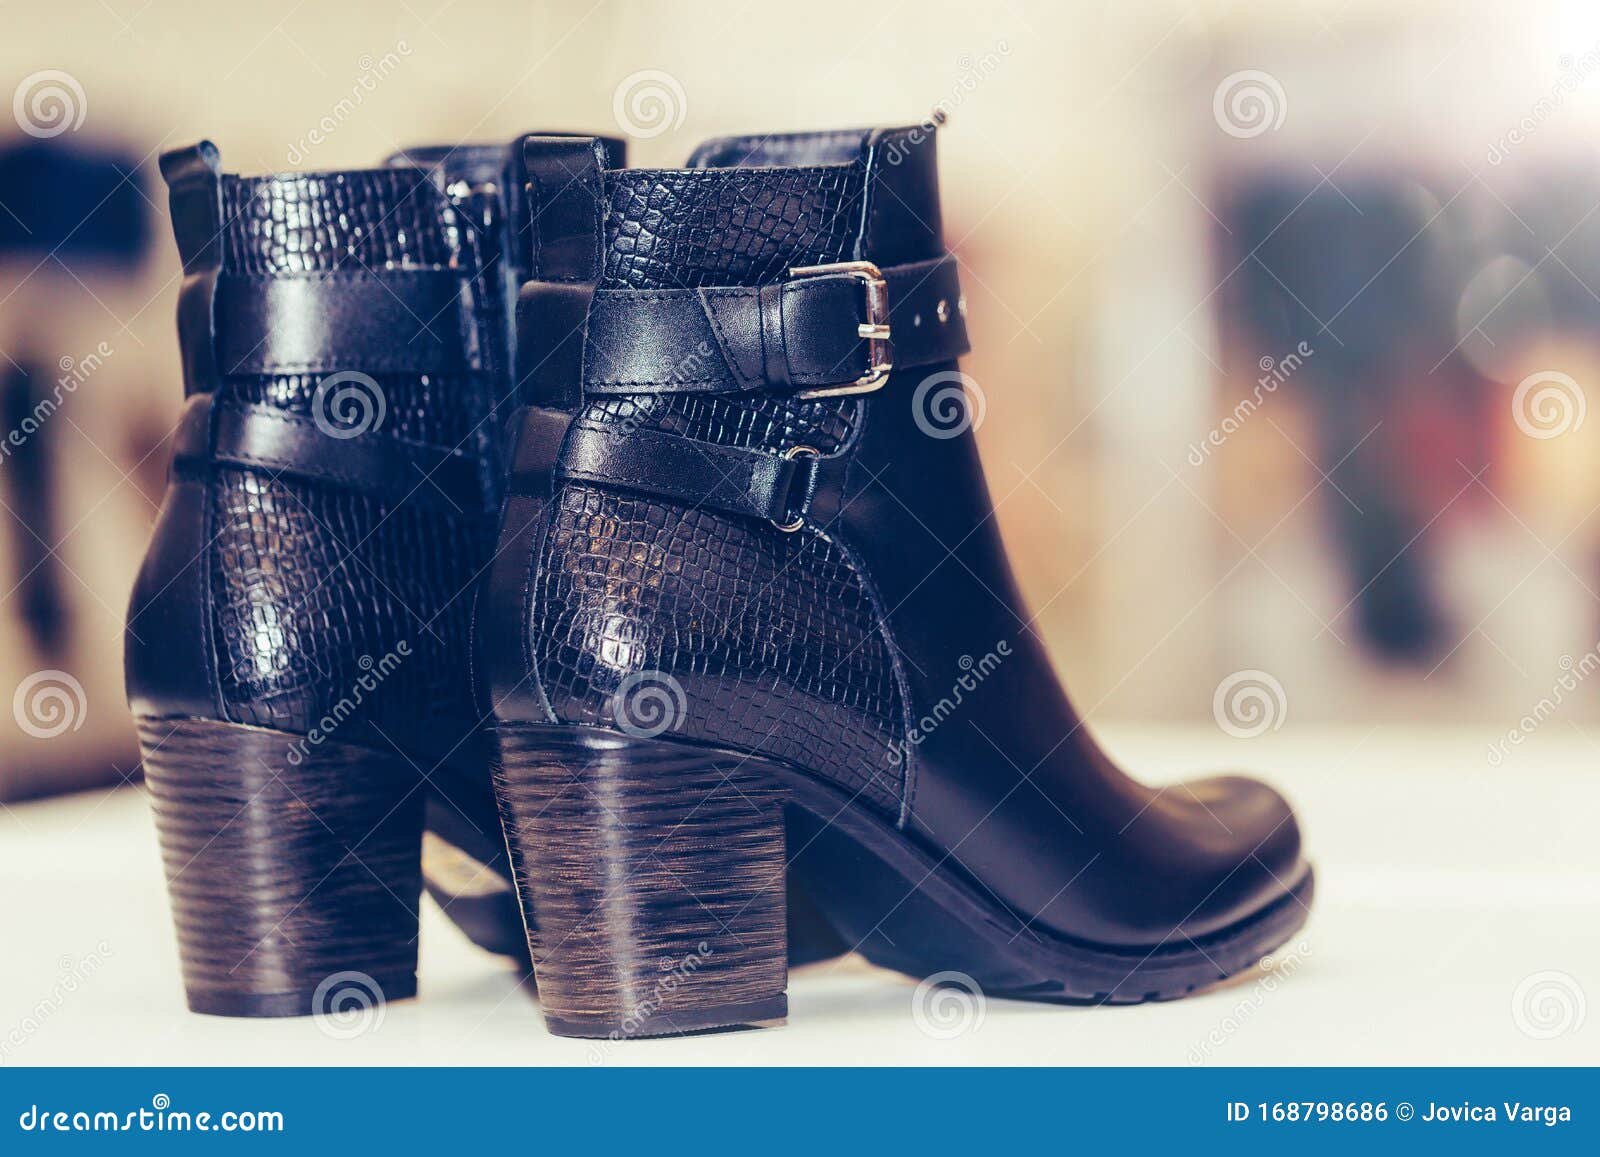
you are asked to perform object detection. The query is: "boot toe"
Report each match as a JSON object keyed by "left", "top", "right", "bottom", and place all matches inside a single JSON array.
[{"left": 1173, "top": 773, "right": 1307, "bottom": 938}]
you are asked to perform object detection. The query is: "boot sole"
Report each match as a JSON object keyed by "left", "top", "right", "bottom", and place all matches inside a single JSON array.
[
  {"left": 495, "top": 723, "right": 1314, "bottom": 1036},
  {"left": 785, "top": 791, "right": 1314, "bottom": 1004}
]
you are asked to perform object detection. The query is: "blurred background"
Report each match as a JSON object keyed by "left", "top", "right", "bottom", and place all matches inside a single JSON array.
[{"left": 6, "top": 0, "right": 1600, "bottom": 798}]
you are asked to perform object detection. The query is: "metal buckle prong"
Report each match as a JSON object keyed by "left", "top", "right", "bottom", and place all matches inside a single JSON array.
[{"left": 787, "top": 260, "right": 894, "bottom": 399}]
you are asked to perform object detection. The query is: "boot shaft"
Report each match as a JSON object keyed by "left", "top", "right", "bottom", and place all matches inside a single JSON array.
[
  {"left": 127, "top": 142, "right": 516, "bottom": 755},
  {"left": 486, "top": 127, "right": 973, "bottom": 817}
]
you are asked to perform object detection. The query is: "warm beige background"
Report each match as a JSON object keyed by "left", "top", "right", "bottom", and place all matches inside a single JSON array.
[{"left": 7, "top": 0, "right": 1600, "bottom": 744}]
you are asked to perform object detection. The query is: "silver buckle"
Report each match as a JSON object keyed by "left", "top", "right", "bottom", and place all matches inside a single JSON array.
[{"left": 787, "top": 260, "right": 893, "bottom": 399}]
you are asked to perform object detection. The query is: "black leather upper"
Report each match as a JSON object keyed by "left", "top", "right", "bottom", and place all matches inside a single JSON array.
[
  {"left": 475, "top": 134, "right": 911, "bottom": 811},
  {"left": 485, "top": 125, "right": 1308, "bottom": 949},
  {"left": 126, "top": 144, "right": 515, "bottom": 774}
]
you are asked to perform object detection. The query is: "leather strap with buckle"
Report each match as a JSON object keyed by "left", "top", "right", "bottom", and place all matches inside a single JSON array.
[
  {"left": 557, "top": 253, "right": 968, "bottom": 400},
  {"left": 506, "top": 250, "right": 969, "bottom": 533}
]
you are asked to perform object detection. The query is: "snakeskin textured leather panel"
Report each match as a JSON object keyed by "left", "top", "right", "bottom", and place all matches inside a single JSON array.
[
  {"left": 209, "top": 468, "right": 492, "bottom": 759},
  {"left": 220, "top": 171, "right": 457, "bottom": 273},
  {"left": 207, "top": 171, "right": 500, "bottom": 761},
  {"left": 604, "top": 167, "right": 866, "bottom": 288},
  {"left": 533, "top": 162, "right": 907, "bottom": 813}
]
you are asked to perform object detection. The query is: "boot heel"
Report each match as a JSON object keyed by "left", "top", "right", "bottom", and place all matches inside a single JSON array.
[
  {"left": 493, "top": 724, "right": 788, "bottom": 1039},
  {"left": 136, "top": 717, "right": 423, "bottom": 1018}
]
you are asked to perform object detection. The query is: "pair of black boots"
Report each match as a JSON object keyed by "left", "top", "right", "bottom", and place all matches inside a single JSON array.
[{"left": 126, "top": 126, "right": 1312, "bottom": 1040}]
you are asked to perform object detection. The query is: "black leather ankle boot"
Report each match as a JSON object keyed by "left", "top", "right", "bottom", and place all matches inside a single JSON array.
[
  {"left": 126, "top": 137, "right": 844, "bottom": 1014},
  {"left": 125, "top": 140, "right": 534, "bottom": 1016},
  {"left": 482, "top": 127, "right": 1314, "bottom": 1039}
]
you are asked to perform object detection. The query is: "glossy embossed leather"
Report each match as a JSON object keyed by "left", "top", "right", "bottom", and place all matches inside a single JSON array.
[
  {"left": 219, "top": 171, "right": 459, "bottom": 274},
  {"left": 531, "top": 159, "right": 909, "bottom": 813},
  {"left": 214, "top": 172, "right": 497, "bottom": 760},
  {"left": 132, "top": 164, "right": 507, "bottom": 770}
]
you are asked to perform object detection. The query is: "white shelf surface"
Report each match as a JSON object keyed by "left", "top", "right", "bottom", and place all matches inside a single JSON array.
[{"left": 2, "top": 724, "right": 1595, "bottom": 1066}]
